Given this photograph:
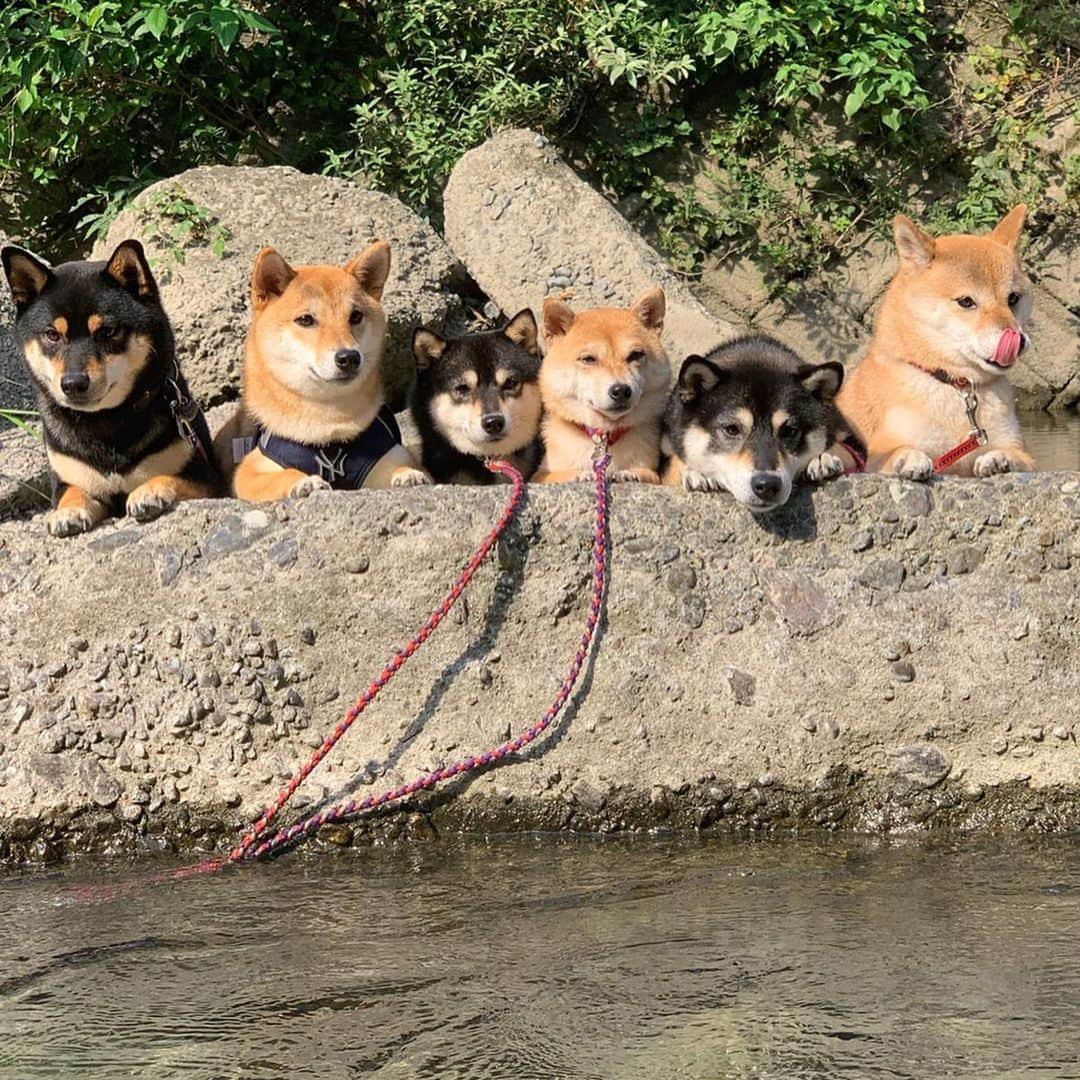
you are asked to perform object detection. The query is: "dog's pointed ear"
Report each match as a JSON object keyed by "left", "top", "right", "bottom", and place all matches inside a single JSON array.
[
  {"left": 631, "top": 286, "right": 665, "bottom": 331},
  {"left": 543, "top": 298, "right": 576, "bottom": 341},
  {"left": 991, "top": 204, "right": 1027, "bottom": 250},
  {"left": 412, "top": 328, "right": 447, "bottom": 371},
  {"left": 104, "top": 239, "right": 158, "bottom": 299},
  {"left": 893, "top": 214, "right": 935, "bottom": 270},
  {"left": 2, "top": 246, "right": 53, "bottom": 312},
  {"left": 251, "top": 247, "right": 296, "bottom": 312},
  {"left": 677, "top": 355, "right": 722, "bottom": 402},
  {"left": 345, "top": 240, "right": 391, "bottom": 301},
  {"left": 797, "top": 361, "right": 844, "bottom": 401},
  {"left": 503, "top": 308, "right": 539, "bottom": 355}
]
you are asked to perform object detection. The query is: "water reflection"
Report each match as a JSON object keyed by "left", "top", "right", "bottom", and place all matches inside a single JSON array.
[{"left": 1, "top": 836, "right": 1079, "bottom": 1078}]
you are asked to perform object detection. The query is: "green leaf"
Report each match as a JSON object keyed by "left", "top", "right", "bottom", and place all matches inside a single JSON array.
[
  {"left": 843, "top": 84, "right": 867, "bottom": 117},
  {"left": 14, "top": 86, "right": 34, "bottom": 113},
  {"left": 209, "top": 9, "right": 241, "bottom": 50},
  {"left": 144, "top": 5, "right": 167, "bottom": 40}
]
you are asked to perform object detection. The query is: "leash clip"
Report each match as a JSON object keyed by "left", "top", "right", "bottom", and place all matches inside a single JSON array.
[
  {"left": 590, "top": 431, "right": 608, "bottom": 463},
  {"left": 168, "top": 380, "right": 201, "bottom": 450},
  {"left": 960, "top": 384, "right": 987, "bottom": 446}
]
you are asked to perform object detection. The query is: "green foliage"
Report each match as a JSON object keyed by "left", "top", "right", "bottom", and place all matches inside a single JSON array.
[
  {"left": 0, "top": 0, "right": 1073, "bottom": 286},
  {"left": 0, "top": 408, "right": 42, "bottom": 441},
  {"left": 137, "top": 185, "right": 231, "bottom": 275}
]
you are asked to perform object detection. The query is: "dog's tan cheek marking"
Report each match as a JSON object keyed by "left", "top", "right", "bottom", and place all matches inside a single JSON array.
[{"left": 23, "top": 341, "right": 61, "bottom": 389}]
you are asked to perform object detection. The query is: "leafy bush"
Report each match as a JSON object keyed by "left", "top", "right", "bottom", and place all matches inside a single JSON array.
[{"left": 0, "top": 0, "right": 1073, "bottom": 285}]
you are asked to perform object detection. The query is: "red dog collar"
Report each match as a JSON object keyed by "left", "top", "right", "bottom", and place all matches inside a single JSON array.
[{"left": 581, "top": 424, "right": 627, "bottom": 446}]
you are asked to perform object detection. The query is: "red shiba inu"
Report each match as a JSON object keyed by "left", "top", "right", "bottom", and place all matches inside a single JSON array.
[
  {"left": 836, "top": 206, "right": 1036, "bottom": 479},
  {"left": 218, "top": 242, "right": 428, "bottom": 501},
  {"left": 534, "top": 289, "right": 671, "bottom": 483}
]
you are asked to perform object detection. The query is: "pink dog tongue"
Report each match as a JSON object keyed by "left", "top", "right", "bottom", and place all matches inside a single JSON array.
[{"left": 993, "top": 328, "right": 1022, "bottom": 367}]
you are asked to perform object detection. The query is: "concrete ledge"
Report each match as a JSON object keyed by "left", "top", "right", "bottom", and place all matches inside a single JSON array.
[{"left": 0, "top": 473, "right": 1078, "bottom": 861}]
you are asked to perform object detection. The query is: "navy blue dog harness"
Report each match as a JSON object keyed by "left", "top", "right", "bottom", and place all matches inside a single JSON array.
[{"left": 245, "top": 406, "right": 403, "bottom": 489}]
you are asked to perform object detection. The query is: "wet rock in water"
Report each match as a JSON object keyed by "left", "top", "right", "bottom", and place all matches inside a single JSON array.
[{"left": 886, "top": 744, "right": 951, "bottom": 790}]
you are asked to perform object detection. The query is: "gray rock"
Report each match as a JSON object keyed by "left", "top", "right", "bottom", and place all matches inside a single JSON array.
[
  {"left": 858, "top": 559, "right": 906, "bottom": 592},
  {"left": 444, "top": 130, "right": 734, "bottom": 364},
  {"left": 92, "top": 166, "right": 468, "bottom": 408},
  {"left": 885, "top": 744, "right": 951, "bottom": 790}
]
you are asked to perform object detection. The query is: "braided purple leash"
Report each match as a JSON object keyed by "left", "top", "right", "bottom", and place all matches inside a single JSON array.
[{"left": 245, "top": 441, "right": 611, "bottom": 860}]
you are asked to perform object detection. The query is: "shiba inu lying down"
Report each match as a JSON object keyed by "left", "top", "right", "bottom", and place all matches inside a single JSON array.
[
  {"left": 836, "top": 206, "right": 1036, "bottom": 479},
  {"left": 217, "top": 241, "right": 428, "bottom": 501},
  {"left": 2, "top": 240, "right": 219, "bottom": 536},
  {"left": 411, "top": 310, "right": 543, "bottom": 483},
  {"left": 662, "top": 334, "right": 848, "bottom": 512},
  {"left": 534, "top": 289, "right": 671, "bottom": 483}
]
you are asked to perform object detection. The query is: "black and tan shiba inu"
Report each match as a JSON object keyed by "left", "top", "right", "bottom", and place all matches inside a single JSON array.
[
  {"left": 534, "top": 289, "right": 671, "bottom": 483},
  {"left": 218, "top": 242, "right": 428, "bottom": 502},
  {"left": 662, "top": 334, "right": 847, "bottom": 512},
  {"left": 2, "top": 240, "right": 219, "bottom": 536},
  {"left": 410, "top": 310, "right": 542, "bottom": 483}
]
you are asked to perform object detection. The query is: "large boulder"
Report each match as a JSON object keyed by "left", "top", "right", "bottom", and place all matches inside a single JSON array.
[
  {"left": 0, "top": 472, "right": 1078, "bottom": 859},
  {"left": 92, "top": 166, "right": 470, "bottom": 409},
  {"left": 444, "top": 129, "right": 734, "bottom": 362}
]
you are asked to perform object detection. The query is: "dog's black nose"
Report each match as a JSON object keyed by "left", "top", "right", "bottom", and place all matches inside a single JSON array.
[
  {"left": 609, "top": 382, "right": 632, "bottom": 404},
  {"left": 61, "top": 372, "right": 91, "bottom": 397},
  {"left": 751, "top": 472, "right": 783, "bottom": 500},
  {"left": 481, "top": 413, "right": 505, "bottom": 436},
  {"left": 334, "top": 349, "right": 362, "bottom": 372}
]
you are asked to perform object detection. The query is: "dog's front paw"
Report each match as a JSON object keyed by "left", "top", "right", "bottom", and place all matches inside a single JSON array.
[
  {"left": 973, "top": 450, "right": 1023, "bottom": 477},
  {"left": 47, "top": 505, "right": 98, "bottom": 537},
  {"left": 390, "top": 466, "right": 431, "bottom": 488},
  {"left": 126, "top": 483, "right": 177, "bottom": 522},
  {"left": 683, "top": 469, "right": 722, "bottom": 492},
  {"left": 891, "top": 449, "right": 933, "bottom": 482},
  {"left": 289, "top": 475, "right": 331, "bottom": 498},
  {"left": 805, "top": 452, "right": 845, "bottom": 483},
  {"left": 611, "top": 468, "right": 660, "bottom": 484}
]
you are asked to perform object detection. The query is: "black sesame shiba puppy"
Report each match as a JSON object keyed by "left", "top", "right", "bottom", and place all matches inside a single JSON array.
[
  {"left": 662, "top": 334, "right": 848, "bottom": 512},
  {"left": 410, "top": 310, "right": 543, "bottom": 483},
  {"left": 2, "top": 240, "right": 219, "bottom": 536}
]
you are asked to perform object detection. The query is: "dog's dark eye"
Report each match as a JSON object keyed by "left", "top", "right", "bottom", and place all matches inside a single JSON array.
[
  {"left": 1007, "top": 292, "right": 1020, "bottom": 308},
  {"left": 502, "top": 376, "right": 519, "bottom": 393},
  {"left": 42, "top": 327, "right": 62, "bottom": 344},
  {"left": 98, "top": 324, "right": 123, "bottom": 341},
  {"left": 779, "top": 420, "right": 800, "bottom": 441},
  {"left": 627, "top": 349, "right": 645, "bottom": 365},
  {"left": 294, "top": 313, "right": 316, "bottom": 327},
  {"left": 956, "top": 296, "right": 976, "bottom": 310},
  {"left": 349, "top": 310, "right": 364, "bottom": 325},
  {"left": 453, "top": 383, "right": 471, "bottom": 400},
  {"left": 578, "top": 354, "right": 597, "bottom": 366},
  {"left": 722, "top": 423, "right": 741, "bottom": 439}
]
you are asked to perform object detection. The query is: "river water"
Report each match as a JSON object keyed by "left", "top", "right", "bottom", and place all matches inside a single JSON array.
[{"left": 2, "top": 835, "right": 1079, "bottom": 1078}]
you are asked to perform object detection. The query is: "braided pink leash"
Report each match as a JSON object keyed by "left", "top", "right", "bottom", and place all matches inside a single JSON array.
[
  {"left": 242, "top": 440, "right": 611, "bottom": 860},
  {"left": 67, "top": 447, "right": 609, "bottom": 899}
]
